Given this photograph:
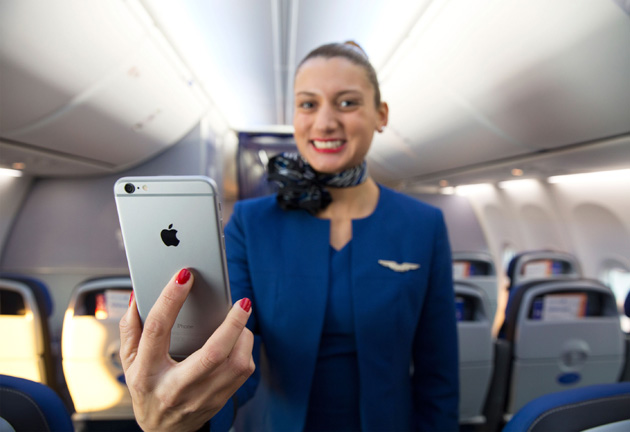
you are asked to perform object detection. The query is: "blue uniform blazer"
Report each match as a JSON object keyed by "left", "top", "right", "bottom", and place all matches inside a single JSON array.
[{"left": 212, "top": 185, "right": 459, "bottom": 431}]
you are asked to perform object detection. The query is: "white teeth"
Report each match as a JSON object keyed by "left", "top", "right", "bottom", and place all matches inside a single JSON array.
[{"left": 312, "top": 140, "right": 343, "bottom": 149}]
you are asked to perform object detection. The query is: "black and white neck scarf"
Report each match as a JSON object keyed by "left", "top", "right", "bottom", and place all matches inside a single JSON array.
[{"left": 267, "top": 152, "right": 368, "bottom": 215}]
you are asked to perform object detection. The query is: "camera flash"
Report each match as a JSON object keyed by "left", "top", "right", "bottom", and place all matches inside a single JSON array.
[{"left": 142, "top": 185, "right": 148, "bottom": 191}]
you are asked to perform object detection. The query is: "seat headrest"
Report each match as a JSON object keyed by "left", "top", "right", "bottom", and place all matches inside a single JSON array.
[
  {"left": 503, "top": 382, "right": 630, "bottom": 432},
  {"left": 506, "top": 250, "right": 581, "bottom": 291},
  {"left": 0, "top": 275, "right": 53, "bottom": 317},
  {"left": 499, "top": 278, "right": 616, "bottom": 340},
  {"left": 0, "top": 375, "right": 73, "bottom": 432}
]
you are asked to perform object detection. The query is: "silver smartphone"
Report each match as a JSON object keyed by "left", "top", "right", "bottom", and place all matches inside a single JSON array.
[{"left": 114, "top": 176, "right": 231, "bottom": 359}]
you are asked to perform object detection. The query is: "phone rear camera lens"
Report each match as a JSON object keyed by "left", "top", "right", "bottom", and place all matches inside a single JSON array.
[{"left": 124, "top": 183, "right": 135, "bottom": 194}]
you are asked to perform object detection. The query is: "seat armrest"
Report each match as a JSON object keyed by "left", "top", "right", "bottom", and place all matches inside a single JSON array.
[{"left": 481, "top": 339, "right": 511, "bottom": 432}]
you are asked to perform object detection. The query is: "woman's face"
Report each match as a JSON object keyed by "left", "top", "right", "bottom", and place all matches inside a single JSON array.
[{"left": 293, "top": 56, "right": 388, "bottom": 174}]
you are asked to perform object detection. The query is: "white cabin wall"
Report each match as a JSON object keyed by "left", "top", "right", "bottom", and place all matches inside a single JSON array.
[
  {"left": 462, "top": 177, "right": 630, "bottom": 330},
  {"left": 408, "top": 192, "right": 489, "bottom": 253},
  {"left": 0, "top": 121, "right": 223, "bottom": 339},
  {"left": 0, "top": 175, "right": 32, "bottom": 262},
  {"left": 459, "top": 182, "right": 572, "bottom": 268},
  {"left": 463, "top": 179, "right": 630, "bottom": 277},
  {"left": 551, "top": 179, "right": 630, "bottom": 277}
]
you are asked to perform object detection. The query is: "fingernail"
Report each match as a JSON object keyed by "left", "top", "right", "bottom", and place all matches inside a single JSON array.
[
  {"left": 176, "top": 268, "right": 191, "bottom": 285},
  {"left": 239, "top": 298, "right": 252, "bottom": 313},
  {"left": 129, "top": 291, "right": 134, "bottom": 306}
]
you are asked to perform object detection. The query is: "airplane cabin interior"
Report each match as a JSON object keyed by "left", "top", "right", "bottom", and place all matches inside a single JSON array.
[{"left": 1, "top": 1, "right": 629, "bottom": 431}]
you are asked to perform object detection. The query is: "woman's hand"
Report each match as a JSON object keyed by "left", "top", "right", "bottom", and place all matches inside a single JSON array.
[{"left": 119, "top": 269, "right": 255, "bottom": 432}]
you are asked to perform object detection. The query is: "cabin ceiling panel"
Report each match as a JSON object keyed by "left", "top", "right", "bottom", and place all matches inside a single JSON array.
[
  {"left": 0, "top": 0, "right": 206, "bottom": 174},
  {"left": 531, "top": 136, "right": 630, "bottom": 176},
  {"left": 0, "top": 0, "right": 145, "bottom": 132},
  {"left": 3, "top": 36, "right": 204, "bottom": 167},
  {"left": 370, "top": 0, "right": 630, "bottom": 184},
  {"left": 373, "top": 66, "right": 528, "bottom": 182},
  {"left": 289, "top": 0, "right": 432, "bottom": 121},
  {"left": 293, "top": 0, "right": 431, "bottom": 70},
  {"left": 459, "top": 1, "right": 630, "bottom": 150},
  {"left": 143, "top": 0, "right": 277, "bottom": 128},
  {"left": 406, "top": 135, "right": 630, "bottom": 188},
  {"left": 0, "top": 141, "right": 113, "bottom": 177},
  {"left": 1, "top": 0, "right": 629, "bottom": 181},
  {"left": 366, "top": 130, "right": 424, "bottom": 181}
]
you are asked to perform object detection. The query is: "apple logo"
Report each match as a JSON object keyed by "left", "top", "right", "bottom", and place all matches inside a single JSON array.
[{"left": 161, "top": 224, "right": 180, "bottom": 247}]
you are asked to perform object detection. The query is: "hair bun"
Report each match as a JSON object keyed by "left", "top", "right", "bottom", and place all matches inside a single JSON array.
[{"left": 343, "top": 40, "right": 368, "bottom": 58}]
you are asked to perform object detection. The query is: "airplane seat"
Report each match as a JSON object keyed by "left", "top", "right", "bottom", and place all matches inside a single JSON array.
[
  {"left": 502, "top": 382, "right": 630, "bottom": 432},
  {"left": 454, "top": 281, "right": 494, "bottom": 426},
  {"left": 492, "top": 278, "right": 624, "bottom": 427},
  {"left": 505, "top": 250, "right": 582, "bottom": 292},
  {"left": 499, "top": 250, "right": 582, "bottom": 339},
  {"left": 0, "top": 274, "right": 56, "bottom": 389},
  {"left": 452, "top": 251, "right": 498, "bottom": 321},
  {"left": 62, "top": 276, "right": 135, "bottom": 423},
  {"left": 0, "top": 374, "right": 74, "bottom": 432}
]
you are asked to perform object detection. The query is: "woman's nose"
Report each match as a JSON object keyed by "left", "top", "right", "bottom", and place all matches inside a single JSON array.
[{"left": 313, "top": 104, "right": 338, "bottom": 132}]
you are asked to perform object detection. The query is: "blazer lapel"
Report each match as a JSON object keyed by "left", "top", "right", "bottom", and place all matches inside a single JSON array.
[{"left": 267, "top": 211, "right": 330, "bottom": 428}]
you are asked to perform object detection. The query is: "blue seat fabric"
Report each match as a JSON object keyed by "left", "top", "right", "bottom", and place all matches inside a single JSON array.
[
  {"left": 503, "top": 382, "right": 630, "bottom": 432},
  {"left": 0, "top": 374, "right": 74, "bottom": 432}
]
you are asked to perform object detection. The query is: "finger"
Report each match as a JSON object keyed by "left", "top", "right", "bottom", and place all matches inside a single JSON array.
[
  {"left": 192, "top": 298, "right": 253, "bottom": 373},
  {"left": 227, "top": 327, "right": 256, "bottom": 381},
  {"left": 119, "top": 293, "right": 142, "bottom": 373},
  {"left": 136, "top": 268, "right": 194, "bottom": 363},
  {"left": 189, "top": 327, "right": 255, "bottom": 398}
]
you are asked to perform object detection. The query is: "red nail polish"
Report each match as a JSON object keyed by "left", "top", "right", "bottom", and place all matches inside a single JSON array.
[
  {"left": 239, "top": 298, "right": 252, "bottom": 313},
  {"left": 129, "top": 291, "right": 134, "bottom": 306},
  {"left": 176, "top": 268, "right": 191, "bottom": 285}
]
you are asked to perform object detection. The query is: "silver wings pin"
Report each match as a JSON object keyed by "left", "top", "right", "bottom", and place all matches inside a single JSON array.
[{"left": 378, "top": 260, "right": 421, "bottom": 272}]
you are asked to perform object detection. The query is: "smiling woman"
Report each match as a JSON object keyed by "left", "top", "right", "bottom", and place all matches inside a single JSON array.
[
  {"left": 223, "top": 41, "right": 459, "bottom": 431},
  {"left": 292, "top": 43, "right": 387, "bottom": 175},
  {"left": 117, "top": 40, "right": 460, "bottom": 432}
]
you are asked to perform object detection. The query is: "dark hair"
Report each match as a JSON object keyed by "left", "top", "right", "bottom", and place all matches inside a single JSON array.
[{"left": 296, "top": 41, "right": 382, "bottom": 107}]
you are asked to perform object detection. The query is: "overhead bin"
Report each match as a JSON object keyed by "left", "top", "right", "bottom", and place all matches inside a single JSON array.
[
  {"left": 62, "top": 277, "right": 133, "bottom": 420},
  {"left": 0, "top": 0, "right": 205, "bottom": 174},
  {"left": 0, "top": 275, "right": 55, "bottom": 387}
]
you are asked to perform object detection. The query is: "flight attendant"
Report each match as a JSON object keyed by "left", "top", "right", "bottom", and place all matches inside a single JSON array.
[{"left": 120, "top": 41, "right": 459, "bottom": 432}]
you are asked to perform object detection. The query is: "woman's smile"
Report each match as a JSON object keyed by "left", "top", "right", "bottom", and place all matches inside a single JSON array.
[{"left": 311, "top": 139, "right": 347, "bottom": 153}]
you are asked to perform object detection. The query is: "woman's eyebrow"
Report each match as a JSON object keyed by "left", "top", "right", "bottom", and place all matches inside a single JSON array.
[
  {"left": 295, "top": 91, "right": 317, "bottom": 97},
  {"left": 295, "top": 89, "right": 363, "bottom": 97},
  {"left": 335, "top": 90, "right": 363, "bottom": 98}
]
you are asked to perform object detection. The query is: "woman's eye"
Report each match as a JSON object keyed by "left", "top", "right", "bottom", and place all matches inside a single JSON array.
[
  {"left": 339, "top": 100, "right": 358, "bottom": 108},
  {"left": 298, "top": 101, "right": 315, "bottom": 109}
]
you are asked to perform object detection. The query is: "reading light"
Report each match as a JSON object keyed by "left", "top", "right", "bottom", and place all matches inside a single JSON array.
[
  {"left": 94, "top": 294, "right": 108, "bottom": 320},
  {"left": 511, "top": 168, "right": 524, "bottom": 177},
  {"left": 0, "top": 168, "right": 23, "bottom": 178},
  {"left": 548, "top": 169, "right": 630, "bottom": 184},
  {"left": 455, "top": 183, "right": 493, "bottom": 196},
  {"left": 498, "top": 179, "right": 539, "bottom": 190}
]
